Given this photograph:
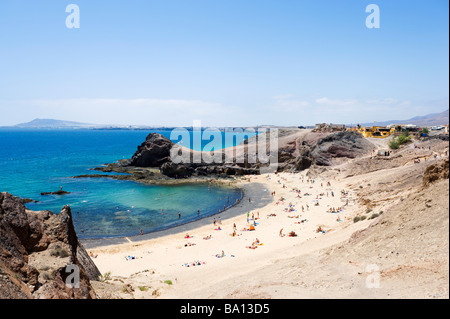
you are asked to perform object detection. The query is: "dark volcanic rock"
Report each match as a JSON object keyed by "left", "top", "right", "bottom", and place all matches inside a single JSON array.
[
  {"left": 40, "top": 190, "right": 71, "bottom": 196},
  {"left": 0, "top": 192, "right": 100, "bottom": 299},
  {"left": 160, "top": 162, "right": 194, "bottom": 178},
  {"left": 130, "top": 133, "right": 173, "bottom": 167},
  {"left": 310, "top": 131, "right": 373, "bottom": 166},
  {"left": 128, "top": 132, "right": 263, "bottom": 178},
  {"left": 98, "top": 130, "right": 376, "bottom": 180},
  {"left": 423, "top": 134, "right": 450, "bottom": 142},
  {"left": 274, "top": 131, "right": 372, "bottom": 172}
]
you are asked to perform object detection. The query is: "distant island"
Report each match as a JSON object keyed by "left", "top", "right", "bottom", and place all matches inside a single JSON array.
[
  {"left": 13, "top": 118, "right": 96, "bottom": 129},
  {"left": 2, "top": 109, "right": 448, "bottom": 130},
  {"left": 3, "top": 118, "right": 295, "bottom": 131}
]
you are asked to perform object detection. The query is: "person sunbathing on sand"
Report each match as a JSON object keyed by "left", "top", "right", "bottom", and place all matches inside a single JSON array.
[
  {"left": 252, "top": 238, "right": 263, "bottom": 246},
  {"left": 203, "top": 235, "right": 212, "bottom": 240},
  {"left": 185, "top": 234, "right": 192, "bottom": 239}
]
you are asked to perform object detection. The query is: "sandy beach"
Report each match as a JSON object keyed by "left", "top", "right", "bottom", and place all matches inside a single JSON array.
[
  {"left": 86, "top": 134, "right": 449, "bottom": 299},
  {"left": 87, "top": 170, "right": 373, "bottom": 298}
]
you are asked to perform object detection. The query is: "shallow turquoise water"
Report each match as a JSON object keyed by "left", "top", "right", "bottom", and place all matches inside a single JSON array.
[{"left": 0, "top": 129, "right": 250, "bottom": 238}]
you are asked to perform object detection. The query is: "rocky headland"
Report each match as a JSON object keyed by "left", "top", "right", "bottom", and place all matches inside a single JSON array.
[
  {"left": 76, "top": 129, "right": 375, "bottom": 184},
  {"left": 0, "top": 192, "right": 100, "bottom": 299}
]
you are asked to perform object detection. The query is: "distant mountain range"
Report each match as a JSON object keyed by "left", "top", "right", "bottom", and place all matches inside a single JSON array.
[
  {"left": 358, "top": 109, "right": 449, "bottom": 127},
  {"left": 6, "top": 109, "right": 450, "bottom": 129}
]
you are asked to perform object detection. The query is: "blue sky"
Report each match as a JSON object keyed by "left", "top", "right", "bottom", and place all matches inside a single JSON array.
[{"left": 0, "top": 0, "right": 448, "bottom": 126}]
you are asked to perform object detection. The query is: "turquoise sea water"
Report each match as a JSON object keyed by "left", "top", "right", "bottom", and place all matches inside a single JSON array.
[{"left": 0, "top": 129, "right": 253, "bottom": 239}]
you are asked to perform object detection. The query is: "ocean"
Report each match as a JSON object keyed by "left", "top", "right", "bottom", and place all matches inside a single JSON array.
[{"left": 0, "top": 129, "right": 254, "bottom": 239}]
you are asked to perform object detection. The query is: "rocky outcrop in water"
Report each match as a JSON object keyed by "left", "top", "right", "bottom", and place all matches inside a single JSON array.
[
  {"left": 40, "top": 190, "right": 71, "bottom": 196},
  {"left": 127, "top": 133, "right": 261, "bottom": 178},
  {"left": 130, "top": 133, "right": 173, "bottom": 167},
  {"left": 86, "top": 130, "right": 375, "bottom": 181},
  {"left": 0, "top": 192, "right": 100, "bottom": 299}
]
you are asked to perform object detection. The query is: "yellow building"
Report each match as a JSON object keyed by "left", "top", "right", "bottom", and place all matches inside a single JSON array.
[{"left": 351, "top": 126, "right": 395, "bottom": 138}]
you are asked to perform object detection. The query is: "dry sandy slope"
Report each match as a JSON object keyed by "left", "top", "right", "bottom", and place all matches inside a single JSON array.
[
  {"left": 164, "top": 165, "right": 448, "bottom": 299},
  {"left": 90, "top": 138, "right": 449, "bottom": 299}
]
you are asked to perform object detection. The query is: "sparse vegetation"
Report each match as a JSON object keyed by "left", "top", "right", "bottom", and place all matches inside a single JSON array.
[
  {"left": 369, "top": 213, "right": 380, "bottom": 220},
  {"left": 98, "top": 271, "right": 112, "bottom": 282},
  {"left": 164, "top": 280, "right": 173, "bottom": 285},
  {"left": 390, "top": 132, "right": 412, "bottom": 149},
  {"left": 353, "top": 216, "right": 361, "bottom": 223},
  {"left": 50, "top": 245, "right": 70, "bottom": 258},
  {"left": 138, "top": 286, "right": 149, "bottom": 291}
]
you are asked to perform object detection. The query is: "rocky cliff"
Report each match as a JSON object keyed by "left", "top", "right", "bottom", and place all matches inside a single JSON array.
[
  {"left": 130, "top": 133, "right": 173, "bottom": 167},
  {"left": 0, "top": 192, "right": 100, "bottom": 299},
  {"left": 120, "top": 130, "right": 374, "bottom": 179},
  {"left": 86, "top": 129, "right": 375, "bottom": 182},
  {"left": 127, "top": 133, "right": 260, "bottom": 178}
]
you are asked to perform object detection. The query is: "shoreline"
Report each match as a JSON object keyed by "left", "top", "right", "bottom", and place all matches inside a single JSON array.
[
  {"left": 87, "top": 170, "right": 373, "bottom": 298},
  {"left": 80, "top": 178, "right": 267, "bottom": 249}
]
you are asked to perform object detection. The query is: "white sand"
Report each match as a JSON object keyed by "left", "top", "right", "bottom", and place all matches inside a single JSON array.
[
  {"left": 87, "top": 136, "right": 449, "bottom": 299},
  {"left": 89, "top": 171, "right": 371, "bottom": 298}
]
